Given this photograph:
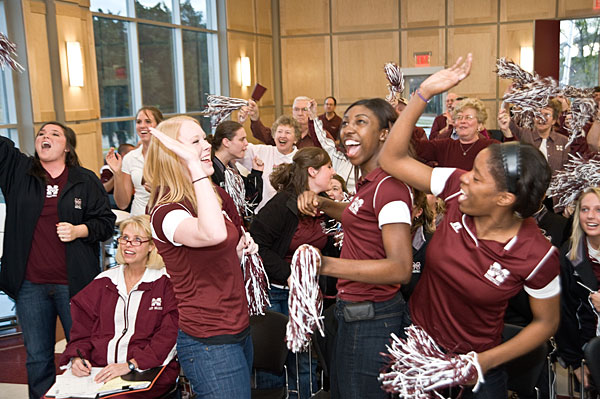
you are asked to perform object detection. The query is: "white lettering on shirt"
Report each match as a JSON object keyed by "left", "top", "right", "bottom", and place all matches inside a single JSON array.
[
  {"left": 484, "top": 262, "right": 510, "bottom": 286},
  {"left": 412, "top": 261, "right": 421, "bottom": 274},
  {"left": 46, "top": 184, "right": 59, "bottom": 198},
  {"left": 149, "top": 297, "right": 163, "bottom": 310},
  {"left": 450, "top": 221, "right": 462, "bottom": 233},
  {"left": 349, "top": 196, "right": 364, "bottom": 215}
]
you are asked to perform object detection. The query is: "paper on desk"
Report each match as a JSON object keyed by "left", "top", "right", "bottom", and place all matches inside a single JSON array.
[{"left": 47, "top": 368, "right": 150, "bottom": 398}]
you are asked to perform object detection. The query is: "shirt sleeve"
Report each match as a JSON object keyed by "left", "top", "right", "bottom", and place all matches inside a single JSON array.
[
  {"left": 373, "top": 175, "right": 412, "bottom": 228},
  {"left": 524, "top": 246, "right": 561, "bottom": 298},
  {"left": 151, "top": 203, "right": 193, "bottom": 247},
  {"left": 430, "top": 167, "right": 458, "bottom": 197}
]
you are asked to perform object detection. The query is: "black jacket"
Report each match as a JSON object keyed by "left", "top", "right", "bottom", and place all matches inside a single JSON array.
[
  {"left": 0, "top": 137, "right": 116, "bottom": 299},
  {"left": 555, "top": 239, "right": 599, "bottom": 368}
]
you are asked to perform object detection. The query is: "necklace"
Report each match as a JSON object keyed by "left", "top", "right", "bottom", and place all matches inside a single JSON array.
[{"left": 459, "top": 141, "right": 476, "bottom": 156}]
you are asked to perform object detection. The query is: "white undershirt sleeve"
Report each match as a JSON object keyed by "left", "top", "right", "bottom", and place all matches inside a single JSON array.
[
  {"left": 162, "top": 209, "right": 193, "bottom": 247},
  {"left": 430, "top": 167, "right": 456, "bottom": 197},
  {"left": 378, "top": 200, "right": 411, "bottom": 229},
  {"left": 524, "top": 275, "right": 561, "bottom": 299}
]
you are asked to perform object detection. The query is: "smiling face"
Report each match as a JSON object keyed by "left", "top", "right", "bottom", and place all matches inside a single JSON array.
[
  {"left": 308, "top": 162, "right": 335, "bottom": 193},
  {"left": 326, "top": 178, "right": 345, "bottom": 201},
  {"left": 35, "top": 124, "right": 68, "bottom": 165},
  {"left": 119, "top": 224, "right": 152, "bottom": 267},
  {"left": 457, "top": 149, "right": 503, "bottom": 216},
  {"left": 224, "top": 127, "right": 249, "bottom": 159},
  {"left": 534, "top": 107, "right": 556, "bottom": 135},
  {"left": 340, "top": 105, "right": 385, "bottom": 168},
  {"left": 273, "top": 124, "right": 296, "bottom": 155},
  {"left": 136, "top": 110, "right": 159, "bottom": 146},
  {"left": 580, "top": 192, "right": 600, "bottom": 241},
  {"left": 454, "top": 107, "right": 481, "bottom": 143},
  {"left": 177, "top": 120, "right": 214, "bottom": 176}
]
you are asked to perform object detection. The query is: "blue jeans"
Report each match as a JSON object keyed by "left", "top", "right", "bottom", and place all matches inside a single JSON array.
[
  {"left": 177, "top": 329, "right": 253, "bottom": 398},
  {"left": 255, "top": 286, "right": 317, "bottom": 399},
  {"left": 15, "top": 280, "right": 72, "bottom": 399},
  {"left": 331, "top": 291, "right": 410, "bottom": 399}
]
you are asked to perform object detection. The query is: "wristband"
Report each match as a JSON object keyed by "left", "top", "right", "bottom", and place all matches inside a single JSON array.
[
  {"left": 416, "top": 90, "right": 430, "bottom": 104},
  {"left": 192, "top": 176, "right": 209, "bottom": 184}
]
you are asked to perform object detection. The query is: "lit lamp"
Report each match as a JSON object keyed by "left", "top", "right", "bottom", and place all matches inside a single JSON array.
[
  {"left": 240, "top": 56, "right": 251, "bottom": 87},
  {"left": 520, "top": 46, "right": 534, "bottom": 73},
  {"left": 66, "top": 41, "right": 84, "bottom": 87}
]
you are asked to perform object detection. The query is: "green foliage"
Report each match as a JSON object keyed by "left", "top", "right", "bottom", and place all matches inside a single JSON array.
[{"left": 560, "top": 18, "right": 600, "bottom": 87}]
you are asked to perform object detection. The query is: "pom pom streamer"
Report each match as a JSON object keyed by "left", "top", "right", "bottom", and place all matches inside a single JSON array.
[
  {"left": 384, "top": 62, "right": 405, "bottom": 104},
  {"left": 379, "top": 325, "right": 483, "bottom": 398},
  {"left": 201, "top": 94, "right": 248, "bottom": 128},
  {"left": 547, "top": 153, "right": 600, "bottom": 212},
  {"left": 563, "top": 97, "right": 597, "bottom": 148},
  {"left": 0, "top": 33, "right": 24, "bottom": 72},
  {"left": 286, "top": 244, "right": 324, "bottom": 353},
  {"left": 241, "top": 229, "right": 271, "bottom": 316},
  {"left": 224, "top": 166, "right": 246, "bottom": 218}
]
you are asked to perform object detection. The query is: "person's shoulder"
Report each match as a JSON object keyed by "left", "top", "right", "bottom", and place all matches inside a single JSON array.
[{"left": 550, "top": 130, "right": 569, "bottom": 144}]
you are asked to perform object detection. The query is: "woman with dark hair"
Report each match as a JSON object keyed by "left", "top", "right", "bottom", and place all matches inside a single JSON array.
[
  {"left": 107, "top": 106, "right": 164, "bottom": 215},
  {"left": 211, "top": 120, "right": 263, "bottom": 223},
  {"left": 250, "top": 147, "right": 335, "bottom": 398},
  {"left": 297, "top": 98, "right": 414, "bottom": 398},
  {"left": 379, "top": 55, "right": 560, "bottom": 398},
  {"left": 0, "top": 121, "right": 115, "bottom": 399}
]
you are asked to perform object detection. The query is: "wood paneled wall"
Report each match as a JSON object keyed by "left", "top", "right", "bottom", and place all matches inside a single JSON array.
[{"left": 273, "top": 0, "right": 600, "bottom": 129}]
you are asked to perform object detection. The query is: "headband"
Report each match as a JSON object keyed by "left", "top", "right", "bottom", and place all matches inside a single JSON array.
[{"left": 500, "top": 142, "right": 521, "bottom": 194}]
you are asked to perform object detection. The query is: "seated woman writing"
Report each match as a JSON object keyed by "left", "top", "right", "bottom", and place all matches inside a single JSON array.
[{"left": 59, "top": 215, "right": 179, "bottom": 398}]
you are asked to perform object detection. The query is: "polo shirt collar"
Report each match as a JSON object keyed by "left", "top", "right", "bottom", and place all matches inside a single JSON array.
[{"left": 356, "top": 167, "right": 385, "bottom": 190}]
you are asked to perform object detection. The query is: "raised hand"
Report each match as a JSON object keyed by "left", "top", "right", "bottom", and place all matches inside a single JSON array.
[
  {"left": 308, "top": 99, "right": 318, "bottom": 120},
  {"left": 149, "top": 127, "right": 200, "bottom": 165},
  {"left": 419, "top": 54, "right": 473, "bottom": 99},
  {"left": 252, "top": 155, "right": 264, "bottom": 171},
  {"left": 297, "top": 190, "right": 322, "bottom": 217},
  {"left": 105, "top": 148, "right": 122, "bottom": 173},
  {"left": 247, "top": 99, "right": 260, "bottom": 121}
]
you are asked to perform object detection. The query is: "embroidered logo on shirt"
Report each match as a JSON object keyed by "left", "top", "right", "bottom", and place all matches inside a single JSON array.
[
  {"left": 450, "top": 221, "right": 463, "bottom": 233},
  {"left": 412, "top": 261, "right": 421, "bottom": 274},
  {"left": 556, "top": 145, "right": 564, "bottom": 151},
  {"left": 348, "top": 196, "right": 364, "bottom": 215},
  {"left": 74, "top": 198, "right": 82, "bottom": 209},
  {"left": 484, "top": 262, "right": 510, "bottom": 286},
  {"left": 149, "top": 297, "right": 163, "bottom": 310},
  {"left": 46, "top": 184, "right": 59, "bottom": 198}
]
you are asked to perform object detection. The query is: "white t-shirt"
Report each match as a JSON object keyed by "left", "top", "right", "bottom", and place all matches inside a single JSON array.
[
  {"left": 121, "top": 146, "right": 149, "bottom": 216},
  {"left": 237, "top": 143, "right": 297, "bottom": 212}
]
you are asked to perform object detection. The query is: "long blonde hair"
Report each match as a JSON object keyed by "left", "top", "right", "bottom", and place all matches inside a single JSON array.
[
  {"left": 115, "top": 215, "right": 164, "bottom": 269},
  {"left": 144, "top": 115, "right": 221, "bottom": 212},
  {"left": 569, "top": 187, "right": 600, "bottom": 261}
]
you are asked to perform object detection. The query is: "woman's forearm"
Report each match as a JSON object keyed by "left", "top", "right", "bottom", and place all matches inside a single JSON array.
[{"left": 112, "top": 171, "right": 134, "bottom": 210}]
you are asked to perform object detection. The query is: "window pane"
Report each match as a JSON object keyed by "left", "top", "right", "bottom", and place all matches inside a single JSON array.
[
  {"left": 180, "top": 0, "right": 210, "bottom": 28},
  {"left": 0, "top": 128, "right": 18, "bottom": 147},
  {"left": 139, "top": 24, "right": 176, "bottom": 113},
  {"left": 101, "top": 121, "right": 136, "bottom": 156},
  {"left": 183, "top": 30, "right": 210, "bottom": 112},
  {"left": 90, "top": 0, "right": 128, "bottom": 16},
  {"left": 135, "top": 0, "right": 173, "bottom": 23},
  {"left": 94, "top": 17, "right": 133, "bottom": 118},
  {"left": 560, "top": 18, "right": 600, "bottom": 87}
]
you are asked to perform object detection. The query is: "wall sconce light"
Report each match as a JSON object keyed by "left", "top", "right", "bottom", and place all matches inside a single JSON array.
[
  {"left": 66, "top": 41, "right": 84, "bottom": 87},
  {"left": 520, "top": 46, "right": 534, "bottom": 73},
  {"left": 240, "top": 56, "right": 251, "bottom": 87}
]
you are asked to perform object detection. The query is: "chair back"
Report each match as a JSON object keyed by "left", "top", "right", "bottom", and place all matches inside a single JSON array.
[
  {"left": 250, "top": 310, "right": 289, "bottom": 374},
  {"left": 584, "top": 336, "right": 600, "bottom": 387},
  {"left": 502, "top": 323, "right": 548, "bottom": 395}
]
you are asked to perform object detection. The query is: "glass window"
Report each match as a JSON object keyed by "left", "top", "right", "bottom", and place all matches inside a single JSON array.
[
  {"left": 101, "top": 120, "right": 136, "bottom": 155},
  {"left": 0, "top": 128, "right": 19, "bottom": 147},
  {"left": 90, "top": 0, "right": 128, "bottom": 16},
  {"left": 93, "top": 17, "right": 133, "bottom": 118},
  {"left": 183, "top": 30, "right": 210, "bottom": 112},
  {"left": 135, "top": 0, "right": 173, "bottom": 23},
  {"left": 139, "top": 24, "right": 176, "bottom": 113},
  {"left": 180, "top": 0, "right": 211, "bottom": 28},
  {"left": 560, "top": 17, "right": 600, "bottom": 87}
]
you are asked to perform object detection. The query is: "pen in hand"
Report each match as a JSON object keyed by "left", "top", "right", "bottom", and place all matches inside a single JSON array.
[{"left": 76, "top": 349, "right": 91, "bottom": 373}]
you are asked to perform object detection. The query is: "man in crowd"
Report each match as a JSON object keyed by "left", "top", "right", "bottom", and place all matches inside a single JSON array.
[{"left": 318, "top": 96, "right": 342, "bottom": 142}]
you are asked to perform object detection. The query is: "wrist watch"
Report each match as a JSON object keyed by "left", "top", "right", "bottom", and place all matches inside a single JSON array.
[{"left": 127, "top": 359, "right": 135, "bottom": 371}]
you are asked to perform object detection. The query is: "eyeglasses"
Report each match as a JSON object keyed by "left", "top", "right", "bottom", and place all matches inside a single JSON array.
[
  {"left": 118, "top": 236, "right": 151, "bottom": 247},
  {"left": 293, "top": 107, "right": 308, "bottom": 113},
  {"left": 454, "top": 114, "right": 476, "bottom": 121}
]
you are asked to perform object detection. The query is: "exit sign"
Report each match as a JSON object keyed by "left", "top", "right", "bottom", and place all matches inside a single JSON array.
[{"left": 414, "top": 52, "right": 431, "bottom": 67}]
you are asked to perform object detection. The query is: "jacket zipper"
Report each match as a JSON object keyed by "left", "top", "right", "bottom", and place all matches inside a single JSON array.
[{"left": 112, "top": 291, "right": 132, "bottom": 364}]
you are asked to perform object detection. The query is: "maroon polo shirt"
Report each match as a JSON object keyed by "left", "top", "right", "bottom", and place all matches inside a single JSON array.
[
  {"left": 416, "top": 137, "right": 498, "bottom": 170},
  {"left": 337, "top": 167, "right": 412, "bottom": 302},
  {"left": 284, "top": 216, "right": 329, "bottom": 264},
  {"left": 26, "top": 168, "right": 69, "bottom": 285},
  {"left": 318, "top": 113, "right": 343, "bottom": 141},
  {"left": 410, "top": 168, "right": 560, "bottom": 354}
]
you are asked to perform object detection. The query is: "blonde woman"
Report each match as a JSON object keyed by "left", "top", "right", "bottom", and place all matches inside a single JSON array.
[
  {"left": 59, "top": 215, "right": 179, "bottom": 398},
  {"left": 145, "top": 116, "right": 256, "bottom": 398}
]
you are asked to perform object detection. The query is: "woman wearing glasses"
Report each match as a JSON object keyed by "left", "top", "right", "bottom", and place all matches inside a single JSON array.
[
  {"left": 59, "top": 215, "right": 179, "bottom": 398},
  {"left": 416, "top": 98, "right": 498, "bottom": 170}
]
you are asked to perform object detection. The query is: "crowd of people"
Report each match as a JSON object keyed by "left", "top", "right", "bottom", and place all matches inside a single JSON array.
[{"left": 4, "top": 54, "right": 600, "bottom": 399}]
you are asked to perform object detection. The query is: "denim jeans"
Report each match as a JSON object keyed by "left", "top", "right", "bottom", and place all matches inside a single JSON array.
[
  {"left": 331, "top": 291, "right": 410, "bottom": 399},
  {"left": 255, "top": 286, "right": 317, "bottom": 399},
  {"left": 177, "top": 329, "right": 253, "bottom": 398},
  {"left": 15, "top": 280, "right": 72, "bottom": 399}
]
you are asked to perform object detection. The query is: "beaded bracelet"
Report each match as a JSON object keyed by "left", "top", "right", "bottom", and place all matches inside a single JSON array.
[
  {"left": 192, "top": 176, "right": 209, "bottom": 184},
  {"left": 416, "top": 90, "right": 430, "bottom": 104}
]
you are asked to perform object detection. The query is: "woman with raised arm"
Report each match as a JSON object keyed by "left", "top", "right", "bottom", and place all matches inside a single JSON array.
[
  {"left": 297, "top": 98, "right": 413, "bottom": 399},
  {"left": 144, "top": 116, "right": 256, "bottom": 399},
  {"left": 107, "top": 106, "right": 164, "bottom": 215},
  {"left": 379, "top": 55, "right": 561, "bottom": 398}
]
